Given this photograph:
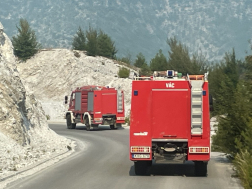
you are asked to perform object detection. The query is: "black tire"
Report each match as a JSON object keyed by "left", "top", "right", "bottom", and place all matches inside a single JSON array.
[
  {"left": 195, "top": 161, "right": 208, "bottom": 177},
  {"left": 134, "top": 161, "right": 152, "bottom": 176},
  {"left": 92, "top": 124, "right": 99, "bottom": 130},
  {"left": 85, "top": 117, "right": 90, "bottom": 131},
  {"left": 72, "top": 123, "right": 76, "bottom": 129},
  {"left": 116, "top": 123, "right": 122, "bottom": 128},
  {"left": 66, "top": 115, "right": 76, "bottom": 129},
  {"left": 110, "top": 124, "right": 117, "bottom": 130}
]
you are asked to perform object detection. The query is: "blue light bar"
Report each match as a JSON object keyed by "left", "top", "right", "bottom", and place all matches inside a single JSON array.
[{"left": 168, "top": 70, "right": 173, "bottom": 76}]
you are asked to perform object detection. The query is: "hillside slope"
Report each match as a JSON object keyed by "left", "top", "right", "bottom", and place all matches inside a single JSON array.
[{"left": 17, "top": 49, "right": 134, "bottom": 120}]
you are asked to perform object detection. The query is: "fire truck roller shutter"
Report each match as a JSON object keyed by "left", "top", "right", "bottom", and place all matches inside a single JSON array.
[
  {"left": 87, "top": 92, "right": 94, "bottom": 111},
  {"left": 75, "top": 92, "right": 81, "bottom": 111}
]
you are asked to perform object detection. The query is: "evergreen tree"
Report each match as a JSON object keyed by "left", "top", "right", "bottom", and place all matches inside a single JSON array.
[
  {"left": 208, "top": 50, "right": 239, "bottom": 116},
  {"left": 150, "top": 49, "right": 168, "bottom": 71},
  {"left": 139, "top": 63, "right": 151, "bottom": 76},
  {"left": 223, "top": 49, "right": 239, "bottom": 88},
  {"left": 134, "top": 53, "right": 146, "bottom": 68},
  {"left": 133, "top": 53, "right": 151, "bottom": 76},
  {"left": 86, "top": 26, "right": 98, "bottom": 56},
  {"left": 167, "top": 37, "right": 192, "bottom": 75},
  {"left": 166, "top": 37, "right": 209, "bottom": 75},
  {"left": 244, "top": 55, "right": 252, "bottom": 81},
  {"left": 72, "top": 27, "right": 86, "bottom": 51},
  {"left": 12, "top": 18, "right": 41, "bottom": 61},
  {"left": 213, "top": 80, "right": 252, "bottom": 155},
  {"left": 97, "top": 30, "right": 117, "bottom": 59},
  {"left": 191, "top": 52, "right": 209, "bottom": 74}
]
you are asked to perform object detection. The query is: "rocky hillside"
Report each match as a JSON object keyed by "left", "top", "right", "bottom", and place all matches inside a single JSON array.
[
  {"left": 0, "top": 22, "right": 74, "bottom": 185},
  {"left": 17, "top": 49, "right": 135, "bottom": 120}
]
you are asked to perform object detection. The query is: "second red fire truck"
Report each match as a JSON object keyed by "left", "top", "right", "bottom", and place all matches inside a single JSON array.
[{"left": 65, "top": 85, "right": 125, "bottom": 130}]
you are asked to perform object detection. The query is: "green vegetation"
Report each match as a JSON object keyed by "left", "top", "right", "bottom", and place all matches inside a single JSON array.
[
  {"left": 72, "top": 26, "right": 117, "bottom": 59},
  {"left": 118, "top": 67, "right": 130, "bottom": 78},
  {"left": 46, "top": 115, "right": 50, "bottom": 120},
  {"left": 97, "top": 30, "right": 117, "bottom": 59},
  {"left": 134, "top": 53, "right": 151, "bottom": 76},
  {"left": 210, "top": 50, "right": 252, "bottom": 189},
  {"left": 12, "top": 18, "right": 41, "bottom": 61},
  {"left": 72, "top": 27, "right": 86, "bottom": 51},
  {"left": 167, "top": 37, "right": 208, "bottom": 75},
  {"left": 150, "top": 49, "right": 168, "bottom": 71},
  {"left": 125, "top": 116, "right": 130, "bottom": 125}
]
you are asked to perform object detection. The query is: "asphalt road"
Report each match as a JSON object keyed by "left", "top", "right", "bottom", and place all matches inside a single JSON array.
[{"left": 6, "top": 123, "right": 243, "bottom": 189}]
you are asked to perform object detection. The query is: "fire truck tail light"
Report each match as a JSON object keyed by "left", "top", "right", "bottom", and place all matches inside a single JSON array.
[
  {"left": 131, "top": 146, "right": 150, "bottom": 153},
  {"left": 94, "top": 118, "right": 102, "bottom": 121},
  {"left": 189, "top": 147, "right": 209, "bottom": 153},
  {"left": 117, "top": 117, "right": 125, "bottom": 120}
]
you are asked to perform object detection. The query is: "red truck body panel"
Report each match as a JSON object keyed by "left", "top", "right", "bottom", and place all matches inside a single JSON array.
[{"left": 130, "top": 75, "right": 210, "bottom": 163}]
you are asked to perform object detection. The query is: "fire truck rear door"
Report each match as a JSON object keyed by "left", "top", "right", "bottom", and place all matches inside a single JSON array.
[
  {"left": 101, "top": 92, "right": 117, "bottom": 114},
  {"left": 151, "top": 89, "right": 189, "bottom": 139}
]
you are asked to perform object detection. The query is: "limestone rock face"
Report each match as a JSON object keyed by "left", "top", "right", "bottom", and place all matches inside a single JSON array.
[
  {"left": 0, "top": 22, "right": 73, "bottom": 178},
  {"left": 0, "top": 22, "right": 29, "bottom": 145},
  {"left": 17, "top": 49, "right": 134, "bottom": 120}
]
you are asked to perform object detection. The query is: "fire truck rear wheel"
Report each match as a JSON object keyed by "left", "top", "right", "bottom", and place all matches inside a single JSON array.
[
  {"left": 66, "top": 115, "right": 76, "bottom": 129},
  {"left": 92, "top": 124, "right": 99, "bottom": 130},
  {"left": 194, "top": 161, "right": 207, "bottom": 176},
  {"left": 116, "top": 123, "right": 122, "bottom": 128},
  {"left": 134, "top": 161, "right": 151, "bottom": 176},
  {"left": 110, "top": 124, "right": 117, "bottom": 130}
]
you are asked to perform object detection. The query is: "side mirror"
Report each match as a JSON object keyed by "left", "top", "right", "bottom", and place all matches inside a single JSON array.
[
  {"left": 209, "top": 94, "right": 214, "bottom": 111},
  {"left": 65, "top": 96, "right": 68, "bottom": 104}
]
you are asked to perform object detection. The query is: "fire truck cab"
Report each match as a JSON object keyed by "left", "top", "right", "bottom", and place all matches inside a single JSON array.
[
  {"left": 129, "top": 70, "right": 212, "bottom": 176},
  {"left": 65, "top": 85, "right": 125, "bottom": 131}
]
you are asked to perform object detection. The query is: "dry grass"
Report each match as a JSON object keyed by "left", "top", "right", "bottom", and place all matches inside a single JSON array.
[{"left": 234, "top": 150, "right": 252, "bottom": 189}]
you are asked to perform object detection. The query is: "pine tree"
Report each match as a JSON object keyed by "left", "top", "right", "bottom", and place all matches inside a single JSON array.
[
  {"left": 134, "top": 53, "right": 146, "bottom": 68},
  {"left": 167, "top": 37, "right": 192, "bottom": 75},
  {"left": 86, "top": 26, "right": 98, "bottom": 56},
  {"left": 213, "top": 80, "right": 252, "bottom": 155},
  {"left": 97, "top": 30, "right": 117, "bottom": 59},
  {"left": 12, "top": 18, "right": 41, "bottom": 61},
  {"left": 223, "top": 49, "right": 239, "bottom": 88},
  {"left": 150, "top": 49, "right": 168, "bottom": 71},
  {"left": 191, "top": 53, "right": 209, "bottom": 74},
  {"left": 72, "top": 27, "right": 86, "bottom": 51},
  {"left": 139, "top": 63, "right": 151, "bottom": 76}
]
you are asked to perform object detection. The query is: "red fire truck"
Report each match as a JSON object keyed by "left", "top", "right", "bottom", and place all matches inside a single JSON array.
[
  {"left": 129, "top": 70, "right": 212, "bottom": 176},
  {"left": 65, "top": 85, "right": 125, "bottom": 130}
]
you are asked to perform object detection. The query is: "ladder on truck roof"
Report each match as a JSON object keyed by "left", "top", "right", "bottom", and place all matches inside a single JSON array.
[{"left": 189, "top": 74, "right": 205, "bottom": 135}]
